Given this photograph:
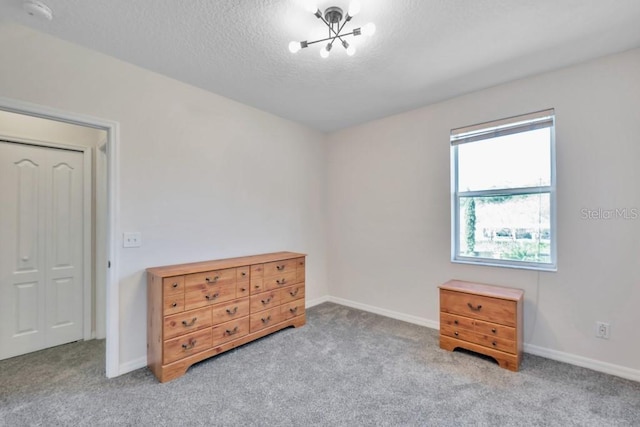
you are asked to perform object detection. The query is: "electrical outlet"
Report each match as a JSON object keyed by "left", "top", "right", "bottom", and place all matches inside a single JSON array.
[
  {"left": 123, "top": 232, "right": 142, "bottom": 248},
  {"left": 595, "top": 321, "right": 610, "bottom": 339}
]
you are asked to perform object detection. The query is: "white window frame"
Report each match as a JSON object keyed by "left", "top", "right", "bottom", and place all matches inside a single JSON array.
[{"left": 450, "top": 109, "right": 557, "bottom": 271}]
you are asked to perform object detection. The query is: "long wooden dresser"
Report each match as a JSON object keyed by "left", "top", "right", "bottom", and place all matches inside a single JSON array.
[
  {"left": 439, "top": 280, "right": 524, "bottom": 371},
  {"left": 147, "top": 251, "right": 306, "bottom": 382}
]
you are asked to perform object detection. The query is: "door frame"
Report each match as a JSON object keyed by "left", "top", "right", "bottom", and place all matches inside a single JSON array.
[
  {"left": 0, "top": 96, "right": 121, "bottom": 378},
  {"left": 0, "top": 136, "right": 92, "bottom": 344}
]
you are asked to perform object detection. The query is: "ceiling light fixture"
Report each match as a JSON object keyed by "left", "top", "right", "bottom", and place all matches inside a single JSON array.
[
  {"left": 288, "top": 1, "right": 375, "bottom": 58},
  {"left": 23, "top": 0, "right": 53, "bottom": 21}
]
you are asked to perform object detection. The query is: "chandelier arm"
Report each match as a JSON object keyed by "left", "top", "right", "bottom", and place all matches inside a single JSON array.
[
  {"left": 304, "top": 31, "right": 359, "bottom": 46},
  {"left": 307, "top": 31, "right": 354, "bottom": 45}
]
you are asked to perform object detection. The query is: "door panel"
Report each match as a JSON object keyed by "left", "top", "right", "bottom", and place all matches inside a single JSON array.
[{"left": 0, "top": 141, "right": 84, "bottom": 359}]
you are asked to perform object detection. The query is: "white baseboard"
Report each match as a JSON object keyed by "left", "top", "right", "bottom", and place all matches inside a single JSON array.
[
  {"left": 306, "top": 295, "right": 331, "bottom": 308},
  {"left": 326, "top": 296, "right": 440, "bottom": 330},
  {"left": 317, "top": 295, "right": 640, "bottom": 383},
  {"left": 524, "top": 343, "right": 640, "bottom": 382},
  {"left": 119, "top": 356, "right": 147, "bottom": 376}
]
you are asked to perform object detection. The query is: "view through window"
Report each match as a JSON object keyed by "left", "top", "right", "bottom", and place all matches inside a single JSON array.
[{"left": 451, "top": 109, "right": 556, "bottom": 270}]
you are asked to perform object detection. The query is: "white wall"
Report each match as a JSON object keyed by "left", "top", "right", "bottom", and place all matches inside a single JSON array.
[
  {"left": 327, "top": 48, "right": 640, "bottom": 376},
  {"left": 0, "top": 23, "right": 328, "bottom": 369}
]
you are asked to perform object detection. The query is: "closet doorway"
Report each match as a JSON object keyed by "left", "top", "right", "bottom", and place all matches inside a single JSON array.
[{"left": 0, "top": 105, "right": 118, "bottom": 377}]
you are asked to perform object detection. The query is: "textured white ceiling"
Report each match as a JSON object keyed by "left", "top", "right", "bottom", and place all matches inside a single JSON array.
[{"left": 1, "top": 0, "right": 639, "bottom": 132}]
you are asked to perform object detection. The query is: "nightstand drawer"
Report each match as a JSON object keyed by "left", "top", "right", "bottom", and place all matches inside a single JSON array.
[
  {"left": 441, "top": 324, "right": 516, "bottom": 354},
  {"left": 440, "top": 289, "right": 516, "bottom": 326},
  {"left": 440, "top": 312, "right": 475, "bottom": 331},
  {"left": 474, "top": 318, "right": 516, "bottom": 341}
]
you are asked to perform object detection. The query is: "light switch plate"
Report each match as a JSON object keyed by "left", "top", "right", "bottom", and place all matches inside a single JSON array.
[{"left": 123, "top": 232, "right": 142, "bottom": 248}]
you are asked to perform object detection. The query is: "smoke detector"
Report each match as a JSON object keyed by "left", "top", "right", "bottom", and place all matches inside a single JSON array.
[{"left": 23, "top": 1, "right": 53, "bottom": 21}]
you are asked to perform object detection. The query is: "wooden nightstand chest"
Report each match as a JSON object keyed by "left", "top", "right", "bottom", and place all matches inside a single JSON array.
[{"left": 439, "top": 280, "right": 524, "bottom": 371}]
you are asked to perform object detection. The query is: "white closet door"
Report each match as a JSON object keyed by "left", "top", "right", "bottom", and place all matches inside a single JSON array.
[{"left": 0, "top": 141, "right": 84, "bottom": 360}]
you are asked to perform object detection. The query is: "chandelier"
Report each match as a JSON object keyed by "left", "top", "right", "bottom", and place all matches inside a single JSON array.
[{"left": 288, "top": 1, "right": 376, "bottom": 58}]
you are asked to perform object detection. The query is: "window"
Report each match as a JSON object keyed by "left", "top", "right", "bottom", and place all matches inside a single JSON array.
[{"left": 450, "top": 109, "right": 556, "bottom": 270}]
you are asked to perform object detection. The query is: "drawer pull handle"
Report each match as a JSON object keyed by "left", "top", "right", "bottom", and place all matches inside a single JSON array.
[
  {"left": 171, "top": 302, "right": 178, "bottom": 308},
  {"left": 276, "top": 278, "right": 287, "bottom": 285},
  {"left": 454, "top": 320, "right": 459, "bottom": 325},
  {"left": 467, "top": 303, "right": 482, "bottom": 311},
  {"left": 255, "top": 285, "right": 261, "bottom": 289},
  {"left": 454, "top": 331, "right": 459, "bottom": 336},
  {"left": 241, "top": 271, "right": 247, "bottom": 276},
  {"left": 172, "top": 282, "right": 179, "bottom": 288},
  {"left": 225, "top": 326, "right": 239, "bottom": 336},
  {"left": 206, "top": 292, "right": 220, "bottom": 301},
  {"left": 205, "top": 276, "right": 219, "bottom": 283},
  {"left": 226, "top": 307, "right": 238, "bottom": 315},
  {"left": 492, "top": 341, "right": 497, "bottom": 347},
  {"left": 261, "top": 298, "right": 272, "bottom": 305},
  {"left": 239, "top": 287, "right": 247, "bottom": 292},
  {"left": 261, "top": 315, "right": 271, "bottom": 324},
  {"left": 492, "top": 328, "right": 497, "bottom": 333},
  {"left": 182, "top": 317, "right": 197, "bottom": 327},
  {"left": 289, "top": 307, "right": 298, "bottom": 314},
  {"left": 182, "top": 339, "right": 197, "bottom": 350},
  {"left": 289, "top": 289, "right": 299, "bottom": 297},
  {"left": 276, "top": 265, "right": 285, "bottom": 271}
]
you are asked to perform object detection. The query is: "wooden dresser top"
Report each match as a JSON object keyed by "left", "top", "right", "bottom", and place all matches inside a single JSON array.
[
  {"left": 147, "top": 251, "right": 306, "bottom": 277},
  {"left": 439, "top": 279, "right": 524, "bottom": 301}
]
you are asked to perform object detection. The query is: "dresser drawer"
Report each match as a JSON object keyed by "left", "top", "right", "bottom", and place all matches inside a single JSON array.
[
  {"left": 440, "top": 289, "right": 516, "bottom": 326},
  {"left": 163, "top": 307, "right": 212, "bottom": 340},
  {"left": 185, "top": 268, "right": 236, "bottom": 292},
  {"left": 281, "top": 300, "right": 305, "bottom": 320},
  {"left": 250, "top": 291, "right": 281, "bottom": 312},
  {"left": 237, "top": 266, "right": 250, "bottom": 282},
  {"left": 212, "top": 317, "right": 249, "bottom": 347},
  {"left": 236, "top": 282, "right": 250, "bottom": 298},
  {"left": 263, "top": 259, "right": 297, "bottom": 277},
  {"left": 264, "top": 271, "right": 297, "bottom": 290},
  {"left": 163, "top": 294, "right": 185, "bottom": 315},
  {"left": 250, "top": 307, "right": 283, "bottom": 333},
  {"left": 279, "top": 284, "right": 305, "bottom": 304},
  {"left": 441, "top": 324, "right": 516, "bottom": 354},
  {"left": 163, "top": 276, "right": 184, "bottom": 295},
  {"left": 211, "top": 298, "right": 250, "bottom": 324},
  {"left": 163, "top": 328, "right": 212, "bottom": 365},
  {"left": 185, "top": 282, "right": 236, "bottom": 311},
  {"left": 250, "top": 277, "right": 264, "bottom": 294}
]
